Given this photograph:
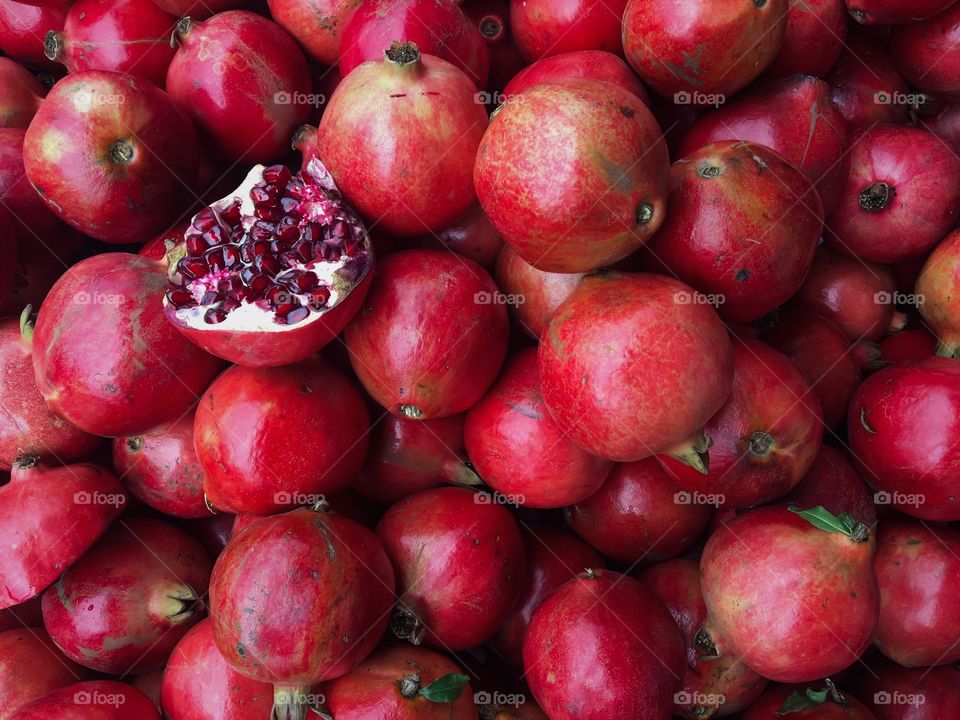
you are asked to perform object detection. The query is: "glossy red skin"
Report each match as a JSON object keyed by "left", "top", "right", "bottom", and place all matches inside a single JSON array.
[
  {"left": 210, "top": 509, "right": 395, "bottom": 685},
  {"left": 853, "top": 659, "right": 960, "bottom": 720},
  {"left": 182, "top": 513, "right": 235, "bottom": 558},
  {"left": 503, "top": 50, "right": 647, "bottom": 103},
  {"left": 353, "top": 413, "right": 475, "bottom": 505},
  {"left": 13, "top": 680, "right": 160, "bottom": 718},
  {"left": 766, "top": 0, "right": 848, "bottom": 78},
  {"left": 464, "top": 349, "right": 612, "bottom": 508},
  {"left": 849, "top": 358, "right": 960, "bottom": 521},
  {"left": 780, "top": 445, "right": 877, "bottom": 526},
  {"left": 0, "top": 0, "right": 67, "bottom": 70},
  {"left": 113, "top": 412, "right": 208, "bottom": 518},
  {"left": 792, "top": 246, "right": 898, "bottom": 342},
  {"left": 677, "top": 76, "right": 848, "bottom": 214},
  {"left": 524, "top": 570, "right": 685, "bottom": 720},
  {"left": 50, "top": 0, "right": 177, "bottom": 87},
  {"left": 322, "top": 645, "right": 477, "bottom": 720},
  {"left": 493, "top": 526, "right": 603, "bottom": 664},
  {"left": 24, "top": 71, "right": 199, "bottom": 244},
  {"left": 623, "top": 0, "right": 786, "bottom": 97},
  {"left": 567, "top": 458, "right": 711, "bottom": 564},
  {"left": 917, "top": 229, "right": 960, "bottom": 353},
  {"left": 167, "top": 11, "right": 311, "bottom": 163},
  {"left": 376, "top": 487, "right": 525, "bottom": 650},
  {"left": 461, "top": 0, "right": 524, "bottom": 92},
  {"left": 510, "top": 0, "right": 626, "bottom": 62},
  {"left": 701, "top": 506, "right": 878, "bottom": 682},
  {"left": 762, "top": 309, "right": 860, "bottom": 429},
  {"left": 742, "top": 684, "right": 877, "bottom": 719},
  {"left": 0, "top": 248, "right": 72, "bottom": 319},
  {"left": 920, "top": 103, "right": 960, "bottom": 152},
  {"left": 32, "top": 253, "right": 224, "bottom": 437},
  {"left": 344, "top": 250, "right": 509, "bottom": 419},
  {"left": 826, "top": 125, "right": 960, "bottom": 263},
  {"left": 0, "top": 58, "right": 44, "bottom": 128},
  {"left": 827, "top": 35, "right": 910, "bottom": 129},
  {"left": 0, "top": 316, "right": 102, "bottom": 470},
  {"left": 640, "top": 559, "right": 767, "bottom": 718},
  {"left": 0, "top": 596, "right": 43, "bottom": 632},
  {"left": 847, "top": 0, "right": 958, "bottom": 23},
  {"left": 493, "top": 245, "right": 581, "bottom": 340},
  {"left": 539, "top": 272, "right": 733, "bottom": 461},
  {"left": 41, "top": 518, "right": 212, "bottom": 674},
  {"left": 0, "top": 628, "right": 88, "bottom": 719},
  {"left": 878, "top": 328, "right": 936, "bottom": 365},
  {"left": 645, "top": 142, "right": 822, "bottom": 322},
  {"left": 339, "top": 0, "right": 488, "bottom": 87},
  {"left": 475, "top": 79, "right": 668, "bottom": 273},
  {"left": 160, "top": 619, "right": 275, "bottom": 720},
  {"left": 195, "top": 357, "right": 369, "bottom": 515},
  {"left": 0, "top": 462, "right": 126, "bottom": 609},
  {"left": 268, "top": 0, "right": 360, "bottom": 66},
  {"left": 401, "top": 202, "right": 504, "bottom": 271},
  {"left": 318, "top": 50, "right": 487, "bottom": 236},
  {"left": 150, "top": 0, "right": 246, "bottom": 18},
  {"left": 890, "top": 5, "right": 960, "bottom": 102}
]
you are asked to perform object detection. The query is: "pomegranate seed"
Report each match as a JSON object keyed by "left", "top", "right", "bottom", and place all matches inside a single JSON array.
[
  {"left": 200, "top": 290, "right": 221, "bottom": 305},
  {"left": 193, "top": 208, "right": 218, "bottom": 232},
  {"left": 221, "top": 298, "right": 241, "bottom": 313},
  {"left": 255, "top": 254, "right": 281, "bottom": 275},
  {"left": 178, "top": 256, "right": 208, "bottom": 280},
  {"left": 250, "top": 275, "right": 270, "bottom": 293},
  {"left": 316, "top": 243, "right": 339, "bottom": 261},
  {"left": 284, "top": 306, "right": 309, "bottom": 324},
  {"left": 285, "top": 178, "right": 304, "bottom": 197},
  {"left": 250, "top": 184, "right": 278, "bottom": 206},
  {"left": 220, "top": 199, "right": 242, "bottom": 225},
  {"left": 166, "top": 289, "right": 195, "bottom": 308},
  {"left": 310, "top": 287, "right": 331, "bottom": 307},
  {"left": 343, "top": 237, "right": 361, "bottom": 257},
  {"left": 202, "top": 225, "right": 225, "bottom": 247},
  {"left": 262, "top": 165, "right": 292, "bottom": 186},
  {"left": 276, "top": 218, "right": 300, "bottom": 243},
  {"left": 280, "top": 196, "right": 299, "bottom": 213},
  {"left": 302, "top": 222, "right": 323, "bottom": 243},
  {"left": 250, "top": 221, "right": 274, "bottom": 242},
  {"left": 186, "top": 233, "right": 206, "bottom": 255},
  {"left": 255, "top": 205, "right": 282, "bottom": 221},
  {"left": 284, "top": 271, "right": 318, "bottom": 293},
  {"left": 205, "top": 248, "right": 226, "bottom": 273},
  {"left": 294, "top": 242, "right": 313, "bottom": 263},
  {"left": 217, "top": 279, "right": 232, "bottom": 294},
  {"left": 222, "top": 245, "right": 239, "bottom": 267},
  {"left": 203, "top": 307, "right": 227, "bottom": 324},
  {"left": 239, "top": 243, "right": 255, "bottom": 264},
  {"left": 265, "top": 285, "right": 287, "bottom": 305},
  {"left": 279, "top": 252, "right": 299, "bottom": 268}
]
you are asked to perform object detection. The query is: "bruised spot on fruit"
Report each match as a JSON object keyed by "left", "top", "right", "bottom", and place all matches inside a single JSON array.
[
  {"left": 620, "top": 106, "right": 634, "bottom": 118},
  {"left": 698, "top": 163, "right": 721, "bottom": 179},
  {"left": 736, "top": 268, "right": 750, "bottom": 282},
  {"left": 236, "top": 642, "right": 246, "bottom": 657},
  {"left": 109, "top": 140, "right": 135, "bottom": 165},
  {"left": 906, "top": 537, "right": 922, "bottom": 545},
  {"left": 126, "top": 436, "right": 143, "bottom": 453},
  {"left": 748, "top": 431, "right": 773, "bottom": 458}
]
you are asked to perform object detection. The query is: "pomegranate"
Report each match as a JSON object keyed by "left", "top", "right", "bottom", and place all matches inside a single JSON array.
[
  {"left": 877, "top": 327, "right": 936, "bottom": 365},
  {"left": 762, "top": 309, "right": 861, "bottom": 428},
  {"left": 493, "top": 245, "right": 581, "bottom": 339},
  {"left": 167, "top": 11, "right": 312, "bottom": 163},
  {"left": 676, "top": 76, "right": 849, "bottom": 214},
  {"left": 339, "top": 0, "right": 488, "bottom": 87},
  {"left": 41, "top": 517, "right": 212, "bottom": 674},
  {"left": 640, "top": 559, "right": 768, "bottom": 718},
  {"left": 209, "top": 507, "right": 395, "bottom": 718},
  {"left": 503, "top": 50, "right": 648, "bottom": 103},
  {"left": 917, "top": 229, "right": 960, "bottom": 356},
  {"left": 150, "top": 0, "right": 246, "bottom": 18},
  {"left": 849, "top": 357, "right": 960, "bottom": 521},
  {"left": 0, "top": 308, "right": 101, "bottom": 470},
  {"left": 0, "top": 460, "right": 126, "bottom": 609},
  {"left": 0, "top": 0, "right": 67, "bottom": 70},
  {"left": 494, "top": 525, "right": 603, "bottom": 664},
  {"left": 509, "top": 0, "right": 627, "bottom": 61},
  {"left": 400, "top": 202, "right": 504, "bottom": 271},
  {"left": 566, "top": 458, "right": 711, "bottom": 564},
  {"left": 464, "top": 349, "right": 612, "bottom": 508},
  {"left": 344, "top": 249, "right": 509, "bottom": 419},
  {"left": 853, "top": 657, "right": 960, "bottom": 720},
  {"left": 318, "top": 42, "right": 488, "bottom": 236},
  {"left": 112, "top": 411, "right": 208, "bottom": 519},
  {"left": 538, "top": 272, "right": 733, "bottom": 462},
  {"left": 474, "top": 78, "right": 668, "bottom": 272},
  {"left": 322, "top": 645, "right": 475, "bottom": 719},
  {"left": 195, "top": 356, "right": 369, "bottom": 515},
  {"left": 184, "top": 513, "right": 236, "bottom": 558},
  {"left": 742, "top": 682, "right": 876, "bottom": 719},
  {"left": 766, "top": 0, "right": 848, "bottom": 78},
  {"left": 523, "top": 569, "right": 685, "bottom": 720},
  {"left": 376, "top": 486, "right": 525, "bottom": 650},
  {"left": 13, "top": 680, "right": 160, "bottom": 718},
  {"left": 462, "top": 0, "right": 524, "bottom": 92},
  {"left": 268, "top": 0, "right": 361, "bottom": 65},
  {"left": 622, "top": 0, "right": 786, "bottom": 97},
  {"left": 921, "top": 102, "right": 960, "bottom": 151},
  {"left": 353, "top": 414, "right": 480, "bottom": 505},
  {"left": 847, "top": 0, "right": 958, "bottom": 23},
  {"left": 0, "top": 628, "right": 88, "bottom": 718},
  {"left": 31, "top": 253, "right": 224, "bottom": 437},
  {"left": 0, "top": 58, "right": 44, "bottom": 128},
  {"left": 780, "top": 445, "right": 878, "bottom": 526},
  {"left": 890, "top": 5, "right": 960, "bottom": 103},
  {"left": 700, "top": 505, "right": 878, "bottom": 682},
  {"left": 160, "top": 619, "right": 275, "bottom": 720},
  {"left": 827, "top": 35, "right": 910, "bottom": 128},
  {"left": 44, "top": 0, "right": 177, "bottom": 87}
]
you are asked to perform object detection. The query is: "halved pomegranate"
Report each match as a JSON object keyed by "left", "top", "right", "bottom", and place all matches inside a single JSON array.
[{"left": 163, "top": 159, "right": 373, "bottom": 367}]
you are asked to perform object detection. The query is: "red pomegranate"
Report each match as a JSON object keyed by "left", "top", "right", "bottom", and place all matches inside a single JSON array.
[
  {"left": 318, "top": 42, "right": 488, "bottom": 236},
  {"left": 150, "top": 0, "right": 246, "bottom": 18},
  {"left": 464, "top": 349, "right": 612, "bottom": 508},
  {"left": 493, "top": 245, "right": 581, "bottom": 339},
  {"left": 538, "top": 272, "right": 733, "bottom": 462},
  {"left": 339, "top": 0, "right": 488, "bottom": 87},
  {"left": 23, "top": 71, "right": 199, "bottom": 244},
  {"left": 781, "top": 445, "right": 878, "bottom": 527},
  {"left": 0, "top": 308, "right": 101, "bottom": 470},
  {"left": 344, "top": 249, "right": 509, "bottom": 419},
  {"left": 0, "top": 58, "right": 44, "bottom": 128},
  {"left": 376, "top": 486, "right": 525, "bottom": 650},
  {"left": 44, "top": 0, "right": 177, "bottom": 86},
  {"left": 167, "top": 11, "right": 312, "bottom": 163},
  {"left": 13, "top": 680, "right": 160, "bottom": 719},
  {"left": 462, "top": 0, "right": 524, "bottom": 93},
  {"left": 268, "top": 0, "right": 361, "bottom": 65},
  {"left": 353, "top": 414, "right": 480, "bottom": 505},
  {"left": 677, "top": 76, "right": 849, "bottom": 214},
  {"left": 0, "top": 628, "right": 88, "bottom": 717},
  {"left": 852, "top": 657, "right": 960, "bottom": 719},
  {"left": 503, "top": 50, "right": 648, "bottom": 103},
  {"left": 524, "top": 569, "right": 685, "bottom": 720},
  {"left": 475, "top": 79, "right": 668, "bottom": 272},
  {"left": 0, "top": 212, "right": 14, "bottom": 307},
  {"left": 921, "top": 102, "right": 960, "bottom": 151},
  {"left": 195, "top": 357, "right": 369, "bottom": 515},
  {"left": 847, "top": 0, "right": 958, "bottom": 23},
  {"left": 877, "top": 327, "right": 937, "bottom": 365},
  {"left": 742, "top": 682, "right": 876, "bottom": 719},
  {"left": 917, "top": 229, "right": 960, "bottom": 355},
  {"left": 850, "top": 357, "right": 960, "bottom": 520},
  {"left": 0, "top": 245, "right": 70, "bottom": 319},
  {"left": 322, "top": 645, "right": 475, "bottom": 719},
  {"left": 399, "top": 202, "right": 504, "bottom": 271},
  {"left": 623, "top": 0, "right": 786, "bottom": 97},
  {"left": 494, "top": 525, "right": 603, "bottom": 664},
  {"left": 209, "top": 507, "right": 395, "bottom": 718},
  {"left": 890, "top": 5, "right": 960, "bottom": 102},
  {"left": 640, "top": 559, "right": 768, "bottom": 719},
  {"left": 700, "top": 505, "right": 878, "bottom": 682},
  {"left": 509, "top": 0, "right": 627, "bottom": 62},
  {"left": 0, "top": 0, "right": 68, "bottom": 70},
  {"left": 32, "top": 253, "right": 224, "bottom": 437},
  {"left": 827, "top": 35, "right": 910, "bottom": 128},
  {"left": 766, "top": 0, "right": 848, "bottom": 78},
  {"left": 41, "top": 517, "right": 211, "bottom": 674}
]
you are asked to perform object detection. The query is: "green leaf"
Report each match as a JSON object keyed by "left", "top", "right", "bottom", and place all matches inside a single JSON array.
[
  {"left": 789, "top": 505, "right": 855, "bottom": 536},
  {"left": 419, "top": 673, "right": 470, "bottom": 703},
  {"left": 776, "top": 687, "right": 830, "bottom": 715}
]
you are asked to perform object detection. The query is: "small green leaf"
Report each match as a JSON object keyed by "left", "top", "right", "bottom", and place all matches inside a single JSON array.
[
  {"left": 419, "top": 673, "right": 470, "bottom": 703},
  {"left": 776, "top": 687, "right": 830, "bottom": 715},
  {"left": 789, "top": 505, "right": 855, "bottom": 536}
]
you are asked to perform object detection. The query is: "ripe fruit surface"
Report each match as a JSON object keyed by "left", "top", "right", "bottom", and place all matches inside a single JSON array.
[
  {"left": 509, "top": 0, "right": 627, "bottom": 61},
  {"left": 12, "top": 680, "right": 160, "bottom": 719},
  {"left": 0, "top": 628, "right": 88, "bottom": 718},
  {"left": 502, "top": 50, "right": 648, "bottom": 102},
  {"left": 0, "top": 58, "right": 44, "bottom": 129},
  {"left": 917, "top": 228, "right": 960, "bottom": 356},
  {"left": 268, "top": 0, "right": 362, "bottom": 66},
  {"left": 766, "top": 0, "right": 848, "bottom": 78},
  {"left": 493, "top": 245, "right": 582, "bottom": 339}
]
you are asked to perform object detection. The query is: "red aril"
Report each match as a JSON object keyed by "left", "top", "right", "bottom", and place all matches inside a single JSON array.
[
  {"left": 917, "top": 229, "right": 960, "bottom": 356},
  {"left": 780, "top": 445, "right": 878, "bottom": 527},
  {"left": 13, "top": 680, "right": 160, "bottom": 719},
  {"left": 398, "top": 202, "right": 504, "bottom": 271},
  {"left": 847, "top": 0, "right": 958, "bottom": 23},
  {"left": 474, "top": 79, "right": 668, "bottom": 272},
  {"left": 852, "top": 657, "right": 960, "bottom": 719},
  {"left": 376, "top": 486, "right": 525, "bottom": 650},
  {"left": 0, "top": 0, "right": 67, "bottom": 70},
  {"left": 318, "top": 42, "right": 488, "bottom": 236},
  {"left": 503, "top": 50, "right": 648, "bottom": 103},
  {"left": 509, "top": 0, "right": 627, "bottom": 61},
  {"left": 766, "top": 0, "right": 848, "bottom": 78},
  {"left": 0, "top": 58, "right": 44, "bottom": 128},
  {"left": 0, "top": 628, "right": 88, "bottom": 717},
  {"left": 494, "top": 244, "right": 581, "bottom": 339},
  {"left": 344, "top": 249, "right": 509, "bottom": 419},
  {"left": 268, "top": 0, "right": 362, "bottom": 66},
  {"left": 827, "top": 35, "right": 910, "bottom": 128},
  {"left": 742, "top": 682, "right": 876, "bottom": 719}
]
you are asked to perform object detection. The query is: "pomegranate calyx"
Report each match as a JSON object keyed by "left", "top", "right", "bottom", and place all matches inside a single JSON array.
[
  {"left": 747, "top": 430, "right": 774, "bottom": 458},
  {"left": 273, "top": 684, "right": 323, "bottom": 720},
  {"left": 694, "top": 627, "right": 720, "bottom": 659},
  {"left": 391, "top": 604, "right": 427, "bottom": 645},
  {"left": 859, "top": 182, "right": 894, "bottom": 212},
  {"left": 108, "top": 140, "right": 135, "bottom": 165},
  {"left": 385, "top": 41, "right": 421, "bottom": 68},
  {"left": 664, "top": 430, "right": 712, "bottom": 474},
  {"left": 171, "top": 16, "right": 192, "bottom": 48},
  {"left": 155, "top": 584, "right": 200, "bottom": 622},
  {"left": 936, "top": 341, "right": 960, "bottom": 359},
  {"left": 43, "top": 31, "right": 64, "bottom": 62},
  {"left": 399, "top": 674, "right": 421, "bottom": 699},
  {"left": 478, "top": 15, "right": 505, "bottom": 42},
  {"left": 444, "top": 459, "right": 483, "bottom": 486},
  {"left": 399, "top": 404, "right": 425, "bottom": 419},
  {"left": 788, "top": 505, "right": 870, "bottom": 542}
]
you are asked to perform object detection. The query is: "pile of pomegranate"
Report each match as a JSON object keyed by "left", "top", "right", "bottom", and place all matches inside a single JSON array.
[{"left": 4, "top": 0, "right": 960, "bottom": 717}]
